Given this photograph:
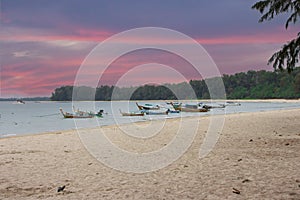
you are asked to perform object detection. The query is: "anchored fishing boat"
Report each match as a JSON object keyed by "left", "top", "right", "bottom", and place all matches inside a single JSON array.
[
  {"left": 59, "top": 108, "right": 93, "bottom": 119},
  {"left": 73, "top": 106, "right": 103, "bottom": 118},
  {"left": 136, "top": 102, "right": 160, "bottom": 110},
  {"left": 119, "top": 109, "right": 145, "bottom": 116},
  {"left": 225, "top": 101, "right": 241, "bottom": 106},
  {"left": 12, "top": 99, "right": 25, "bottom": 104},
  {"left": 141, "top": 109, "right": 169, "bottom": 115},
  {"left": 170, "top": 102, "right": 209, "bottom": 112},
  {"left": 199, "top": 103, "right": 225, "bottom": 109}
]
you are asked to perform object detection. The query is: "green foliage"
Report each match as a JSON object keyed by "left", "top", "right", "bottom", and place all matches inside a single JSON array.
[
  {"left": 252, "top": 0, "right": 300, "bottom": 72},
  {"left": 130, "top": 85, "right": 177, "bottom": 100},
  {"left": 252, "top": 0, "right": 300, "bottom": 29},
  {"left": 50, "top": 86, "right": 73, "bottom": 101},
  {"left": 294, "top": 73, "right": 300, "bottom": 92},
  {"left": 50, "top": 68, "right": 300, "bottom": 101}
]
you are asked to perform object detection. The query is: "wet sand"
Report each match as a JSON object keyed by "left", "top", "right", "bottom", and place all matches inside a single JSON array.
[{"left": 0, "top": 108, "right": 300, "bottom": 199}]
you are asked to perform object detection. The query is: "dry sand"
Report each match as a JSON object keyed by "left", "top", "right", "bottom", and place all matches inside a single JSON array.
[{"left": 0, "top": 109, "right": 300, "bottom": 199}]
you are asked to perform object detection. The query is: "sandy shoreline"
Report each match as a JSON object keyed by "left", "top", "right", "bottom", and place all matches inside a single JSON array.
[{"left": 1, "top": 109, "right": 300, "bottom": 199}]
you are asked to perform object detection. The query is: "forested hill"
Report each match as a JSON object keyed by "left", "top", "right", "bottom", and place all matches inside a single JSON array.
[{"left": 50, "top": 68, "right": 300, "bottom": 101}]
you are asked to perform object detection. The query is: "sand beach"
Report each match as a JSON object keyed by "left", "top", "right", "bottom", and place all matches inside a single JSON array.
[{"left": 0, "top": 108, "right": 300, "bottom": 199}]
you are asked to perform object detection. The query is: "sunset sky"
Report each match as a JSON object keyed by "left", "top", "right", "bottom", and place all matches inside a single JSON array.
[{"left": 1, "top": 0, "right": 298, "bottom": 97}]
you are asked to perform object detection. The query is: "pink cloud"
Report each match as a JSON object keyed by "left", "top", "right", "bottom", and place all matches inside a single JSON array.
[
  {"left": 196, "top": 27, "right": 298, "bottom": 45},
  {"left": 2, "top": 25, "right": 297, "bottom": 97}
]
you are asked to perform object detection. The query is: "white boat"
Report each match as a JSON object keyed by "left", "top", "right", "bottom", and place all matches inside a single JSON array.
[
  {"left": 136, "top": 102, "right": 160, "bottom": 110},
  {"left": 12, "top": 100, "right": 25, "bottom": 104},
  {"left": 225, "top": 102, "right": 241, "bottom": 106},
  {"left": 199, "top": 103, "right": 225, "bottom": 109},
  {"left": 141, "top": 109, "right": 169, "bottom": 115}
]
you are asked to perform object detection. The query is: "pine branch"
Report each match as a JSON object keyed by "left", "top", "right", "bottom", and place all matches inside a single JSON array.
[{"left": 268, "top": 32, "right": 300, "bottom": 72}]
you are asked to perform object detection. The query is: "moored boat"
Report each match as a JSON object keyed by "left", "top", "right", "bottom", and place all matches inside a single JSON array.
[
  {"left": 136, "top": 102, "right": 160, "bottom": 110},
  {"left": 178, "top": 107, "right": 209, "bottom": 112},
  {"left": 73, "top": 106, "right": 104, "bottom": 117},
  {"left": 119, "top": 109, "right": 145, "bottom": 116},
  {"left": 171, "top": 102, "right": 209, "bottom": 112},
  {"left": 141, "top": 109, "right": 169, "bottom": 115},
  {"left": 169, "top": 102, "right": 182, "bottom": 111},
  {"left": 199, "top": 103, "right": 225, "bottom": 109},
  {"left": 225, "top": 101, "right": 241, "bottom": 106},
  {"left": 13, "top": 99, "right": 25, "bottom": 104},
  {"left": 168, "top": 109, "right": 180, "bottom": 113},
  {"left": 59, "top": 108, "right": 93, "bottom": 119}
]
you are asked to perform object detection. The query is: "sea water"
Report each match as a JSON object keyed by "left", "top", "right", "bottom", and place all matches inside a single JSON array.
[{"left": 0, "top": 101, "right": 300, "bottom": 138}]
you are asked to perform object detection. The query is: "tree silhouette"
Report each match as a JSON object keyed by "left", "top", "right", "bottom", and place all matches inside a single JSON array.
[{"left": 252, "top": 0, "right": 300, "bottom": 72}]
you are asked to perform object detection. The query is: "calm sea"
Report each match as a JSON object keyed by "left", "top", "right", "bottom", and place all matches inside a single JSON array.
[{"left": 1, "top": 101, "right": 300, "bottom": 138}]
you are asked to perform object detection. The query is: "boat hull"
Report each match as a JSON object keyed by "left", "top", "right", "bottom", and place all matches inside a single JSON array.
[
  {"left": 60, "top": 108, "right": 94, "bottom": 119},
  {"left": 136, "top": 103, "right": 160, "bottom": 110},
  {"left": 178, "top": 107, "right": 209, "bottom": 112},
  {"left": 120, "top": 109, "right": 144, "bottom": 116},
  {"left": 142, "top": 110, "right": 169, "bottom": 115}
]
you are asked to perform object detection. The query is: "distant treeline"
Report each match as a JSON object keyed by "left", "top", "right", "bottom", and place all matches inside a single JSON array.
[
  {"left": 50, "top": 68, "right": 300, "bottom": 101},
  {"left": 0, "top": 97, "right": 50, "bottom": 101}
]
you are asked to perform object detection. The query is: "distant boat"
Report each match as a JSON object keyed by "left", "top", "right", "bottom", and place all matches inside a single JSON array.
[
  {"left": 15, "top": 99, "right": 25, "bottom": 104},
  {"left": 119, "top": 109, "right": 145, "bottom": 116},
  {"left": 225, "top": 102, "right": 241, "bottom": 106},
  {"left": 136, "top": 102, "right": 160, "bottom": 110}
]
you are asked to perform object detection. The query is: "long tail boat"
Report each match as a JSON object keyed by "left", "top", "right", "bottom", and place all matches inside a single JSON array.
[
  {"left": 59, "top": 108, "right": 93, "bottom": 119},
  {"left": 119, "top": 109, "right": 145, "bottom": 116},
  {"left": 136, "top": 102, "right": 160, "bottom": 110},
  {"left": 141, "top": 109, "right": 169, "bottom": 115},
  {"left": 170, "top": 102, "right": 209, "bottom": 112},
  {"left": 72, "top": 106, "right": 103, "bottom": 117}
]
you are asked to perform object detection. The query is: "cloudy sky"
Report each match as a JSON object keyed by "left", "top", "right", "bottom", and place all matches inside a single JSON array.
[{"left": 0, "top": 0, "right": 298, "bottom": 97}]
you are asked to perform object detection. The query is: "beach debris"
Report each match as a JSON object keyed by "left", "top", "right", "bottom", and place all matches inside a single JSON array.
[
  {"left": 165, "top": 188, "right": 171, "bottom": 193},
  {"left": 106, "top": 187, "right": 113, "bottom": 191},
  {"left": 242, "top": 179, "right": 251, "bottom": 183},
  {"left": 238, "top": 158, "right": 242, "bottom": 162},
  {"left": 289, "top": 192, "right": 297, "bottom": 196},
  {"left": 249, "top": 139, "right": 253, "bottom": 142},
  {"left": 232, "top": 187, "right": 241, "bottom": 194},
  {"left": 88, "top": 162, "right": 92, "bottom": 165},
  {"left": 285, "top": 143, "right": 290, "bottom": 146},
  {"left": 57, "top": 185, "right": 66, "bottom": 192}
]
